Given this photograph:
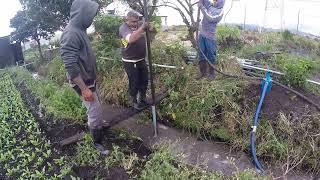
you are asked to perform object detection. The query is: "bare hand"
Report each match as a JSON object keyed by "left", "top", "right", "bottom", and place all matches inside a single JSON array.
[
  {"left": 140, "top": 22, "right": 148, "bottom": 31},
  {"left": 198, "top": 0, "right": 204, "bottom": 8},
  {"left": 82, "top": 88, "right": 94, "bottom": 101},
  {"left": 149, "top": 23, "right": 156, "bottom": 32}
]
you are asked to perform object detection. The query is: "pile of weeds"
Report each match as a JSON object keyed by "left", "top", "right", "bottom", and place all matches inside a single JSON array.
[
  {"left": 244, "top": 82, "right": 320, "bottom": 173},
  {"left": 94, "top": 35, "right": 320, "bottom": 173}
]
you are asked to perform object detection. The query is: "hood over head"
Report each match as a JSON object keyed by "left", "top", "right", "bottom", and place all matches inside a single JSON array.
[{"left": 70, "top": 0, "right": 99, "bottom": 30}]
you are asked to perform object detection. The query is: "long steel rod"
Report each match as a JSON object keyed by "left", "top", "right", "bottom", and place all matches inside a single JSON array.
[{"left": 143, "top": 0, "right": 158, "bottom": 137}]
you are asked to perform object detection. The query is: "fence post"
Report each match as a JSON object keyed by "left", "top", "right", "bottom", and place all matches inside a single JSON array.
[
  {"left": 243, "top": 3, "right": 247, "bottom": 30},
  {"left": 280, "top": 0, "right": 284, "bottom": 31},
  {"left": 296, "top": 9, "right": 301, "bottom": 33}
]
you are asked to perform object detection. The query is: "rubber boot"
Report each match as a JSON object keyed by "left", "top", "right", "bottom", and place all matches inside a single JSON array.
[
  {"left": 90, "top": 128, "right": 109, "bottom": 155},
  {"left": 131, "top": 95, "right": 144, "bottom": 110},
  {"left": 207, "top": 64, "right": 216, "bottom": 81},
  {"left": 195, "top": 61, "right": 207, "bottom": 80}
]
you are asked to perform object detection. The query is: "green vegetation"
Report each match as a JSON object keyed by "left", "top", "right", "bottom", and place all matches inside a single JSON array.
[
  {"left": 282, "top": 30, "right": 294, "bottom": 41},
  {"left": 277, "top": 54, "right": 314, "bottom": 87},
  {"left": 43, "top": 57, "right": 68, "bottom": 86},
  {"left": 0, "top": 74, "right": 68, "bottom": 178},
  {"left": 14, "top": 14, "right": 320, "bottom": 176},
  {"left": 73, "top": 135, "right": 101, "bottom": 166},
  {"left": 89, "top": 22, "right": 320, "bottom": 173},
  {"left": 94, "top": 15, "right": 123, "bottom": 52},
  {"left": 140, "top": 142, "right": 269, "bottom": 180},
  {"left": 217, "top": 25, "right": 242, "bottom": 49},
  {"left": 8, "top": 67, "right": 85, "bottom": 122}
]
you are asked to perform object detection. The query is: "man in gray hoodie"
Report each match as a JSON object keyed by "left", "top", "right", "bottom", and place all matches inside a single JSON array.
[
  {"left": 60, "top": 0, "right": 108, "bottom": 154},
  {"left": 197, "top": 0, "right": 224, "bottom": 80}
]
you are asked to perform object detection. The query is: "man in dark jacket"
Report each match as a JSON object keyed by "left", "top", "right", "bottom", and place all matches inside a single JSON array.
[
  {"left": 119, "top": 11, "right": 155, "bottom": 110},
  {"left": 60, "top": 0, "right": 108, "bottom": 154}
]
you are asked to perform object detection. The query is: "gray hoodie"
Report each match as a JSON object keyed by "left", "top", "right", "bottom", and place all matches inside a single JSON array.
[
  {"left": 60, "top": 0, "right": 99, "bottom": 86},
  {"left": 200, "top": 0, "right": 225, "bottom": 40}
]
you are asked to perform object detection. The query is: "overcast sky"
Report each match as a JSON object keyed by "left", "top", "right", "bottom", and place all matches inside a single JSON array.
[
  {"left": 1, "top": 0, "right": 319, "bottom": 37},
  {"left": 0, "top": 0, "right": 21, "bottom": 37}
]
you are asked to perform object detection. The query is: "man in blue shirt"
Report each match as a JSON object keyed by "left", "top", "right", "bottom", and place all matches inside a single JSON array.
[{"left": 197, "top": 0, "right": 225, "bottom": 80}]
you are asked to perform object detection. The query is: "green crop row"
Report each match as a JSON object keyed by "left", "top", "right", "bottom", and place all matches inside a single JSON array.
[
  {"left": 7, "top": 67, "right": 86, "bottom": 122},
  {"left": 0, "top": 74, "right": 69, "bottom": 179}
]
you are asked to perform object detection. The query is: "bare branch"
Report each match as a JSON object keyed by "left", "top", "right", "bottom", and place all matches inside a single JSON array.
[{"left": 176, "top": 0, "right": 191, "bottom": 15}]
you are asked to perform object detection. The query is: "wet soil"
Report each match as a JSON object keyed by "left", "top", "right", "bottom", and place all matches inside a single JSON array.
[
  {"left": 15, "top": 82, "right": 151, "bottom": 179},
  {"left": 245, "top": 83, "right": 320, "bottom": 120}
]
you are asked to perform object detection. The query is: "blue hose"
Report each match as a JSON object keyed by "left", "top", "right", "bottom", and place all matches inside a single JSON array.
[{"left": 250, "top": 71, "right": 272, "bottom": 173}]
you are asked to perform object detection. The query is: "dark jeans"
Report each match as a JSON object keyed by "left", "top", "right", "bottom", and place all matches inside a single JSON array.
[
  {"left": 123, "top": 60, "right": 148, "bottom": 98},
  {"left": 199, "top": 34, "right": 217, "bottom": 64}
]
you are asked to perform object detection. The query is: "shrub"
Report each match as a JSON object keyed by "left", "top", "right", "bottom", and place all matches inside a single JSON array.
[
  {"left": 275, "top": 54, "right": 313, "bottom": 87},
  {"left": 94, "top": 15, "right": 123, "bottom": 51},
  {"left": 281, "top": 30, "right": 294, "bottom": 41},
  {"left": 294, "top": 36, "right": 317, "bottom": 52},
  {"left": 150, "top": 16, "right": 162, "bottom": 32},
  {"left": 46, "top": 57, "right": 67, "bottom": 85},
  {"left": 49, "top": 38, "right": 60, "bottom": 48},
  {"left": 74, "top": 134, "right": 100, "bottom": 166},
  {"left": 217, "top": 25, "right": 242, "bottom": 49}
]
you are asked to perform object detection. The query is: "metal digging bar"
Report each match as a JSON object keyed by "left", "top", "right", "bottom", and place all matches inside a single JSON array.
[{"left": 143, "top": 0, "right": 158, "bottom": 137}]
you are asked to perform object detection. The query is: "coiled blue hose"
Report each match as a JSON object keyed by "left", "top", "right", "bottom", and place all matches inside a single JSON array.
[{"left": 250, "top": 71, "right": 272, "bottom": 173}]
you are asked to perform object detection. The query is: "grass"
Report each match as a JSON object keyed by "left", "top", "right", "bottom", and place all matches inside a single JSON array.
[
  {"left": 0, "top": 74, "right": 69, "bottom": 178},
  {"left": 12, "top": 22, "right": 320, "bottom": 175},
  {"left": 140, "top": 141, "right": 270, "bottom": 180},
  {"left": 88, "top": 27, "right": 320, "bottom": 173},
  {"left": 0, "top": 68, "right": 272, "bottom": 179},
  {"left": 7, "top": 67, "right": 86, "bottom": 122}
]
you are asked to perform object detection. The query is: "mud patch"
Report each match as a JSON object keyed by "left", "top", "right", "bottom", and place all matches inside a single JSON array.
[
  {"left": 70, "top": 166, "right": 128, "bottom": 180},
  {"left": 245, "top": 83, "right": 320, "bottom": 120}
]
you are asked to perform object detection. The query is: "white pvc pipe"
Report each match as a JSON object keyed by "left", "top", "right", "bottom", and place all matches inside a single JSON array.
[
  {"left": 241, "top": 64, "right": 285, "bottom": 75},
  {"left": 240, "top": 63, "right": 320, "bottom": 86},
  {"left": 151, "top": 105, "right": 158, "bottom": 137}
]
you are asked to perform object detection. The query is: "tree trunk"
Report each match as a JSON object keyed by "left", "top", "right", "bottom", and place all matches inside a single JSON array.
[
  {"left": 188, "top": 27, "right": 197, "bottom": 49},
  {"left": 35, "top": 38, "right": 44, "bottom": 62}
]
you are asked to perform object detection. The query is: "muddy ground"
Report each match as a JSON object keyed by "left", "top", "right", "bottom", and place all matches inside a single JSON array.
[
  {"left": 15, "top": 82, "right": 152, "bottom": 179},
  {"left": 245, "top": 83, "right": 320, "bottom": 120}
]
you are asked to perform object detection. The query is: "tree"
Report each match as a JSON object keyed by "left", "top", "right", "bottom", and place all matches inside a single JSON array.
[
  {"left": 125, "top": 0, "right": 199, "bottom": 48},
  {"left": 10, "top": 0, "right": 73, "bottom": 61},
  {"left": 160, "top": 0, "right": 199, "bottom": 48},
  {"left": 122, "top": 0, "right": 159, "bottom": 17},
  {"left": 11, "top": 0, "right": 112, "bottom": 61},
  {"left": 19, "top": 0, "right": 72, "bottom": 29},
  {"left": 10, "top": 10, "right": 56, "bottom": 61}
]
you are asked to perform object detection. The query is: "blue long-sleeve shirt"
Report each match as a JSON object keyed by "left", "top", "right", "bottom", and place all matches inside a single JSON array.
[{"left": 200, "top": 0, "right": 225, "bottom": 40}]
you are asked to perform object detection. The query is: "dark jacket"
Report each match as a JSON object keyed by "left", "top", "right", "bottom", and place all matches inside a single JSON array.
[{"left": 60, "top": 0, "right": 99, "bottom": 86}]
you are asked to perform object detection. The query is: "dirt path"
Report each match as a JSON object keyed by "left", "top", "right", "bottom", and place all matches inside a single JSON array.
[{"left": 103, "top": 105, "right": 318, "bottom": 180}]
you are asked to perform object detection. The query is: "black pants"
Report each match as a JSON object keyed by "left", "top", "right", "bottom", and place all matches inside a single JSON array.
[{"left": 123, "top": 60, "right": 149, "bottom": 98}]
